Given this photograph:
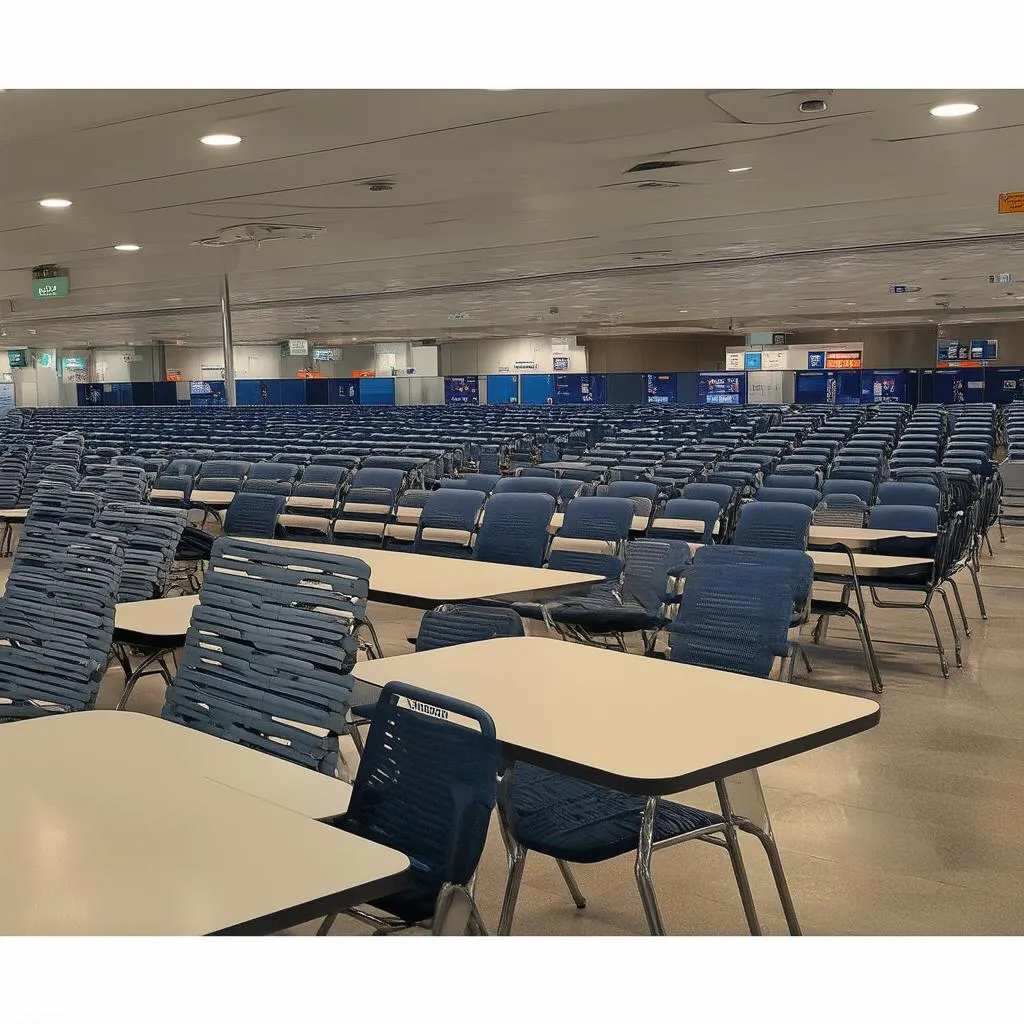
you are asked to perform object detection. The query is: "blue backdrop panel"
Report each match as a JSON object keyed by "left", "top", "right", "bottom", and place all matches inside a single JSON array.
[
  {"left": 985, "top": 367, "right": 1024, "bottom": 404},
  {"left": 444, "top": 375, "right": 480, "bottom": 404},
  {"left": 278, "top": 379, "right": 306, "bottom": 405},
  {"left": 485, "top": 374, "right": 519, "bottom": 404},
  {"left": 329, "top": 379, "right": 360, "bottom": 405},
  {"left": 131, "top": 382, "right": 155, "bottom": 406},
  {"left": 358, "top": 377, "right": 396, "bottom": 406},
  {"left": 521, "top": 374, "right": 554, "bottom": 405},
  {"left": 606, "top": 373, "right": 645, "bottom": 405},
  {"left": 305, "top": 378, "right": 329, "bottom": 405},
  {"left": 676, "top": 372, "right": 699, "bottom": 405},
  {"left": 932, "top": 368, "right": 985, "bottom": 404},
  {"left": 153, "top": 381, "right": 178, "bottom": 406},
  {"left": 107, "top": 382, "right": 134, "bottom": 407},
  {"left": 860, "top": 370, "right": 909, "bottom": 405},
  {"left": 644, "top": 373, "right": 677, "bottom": 404},
  {"left": 189, "top": 380, "right": 227, "bottom": 406}
]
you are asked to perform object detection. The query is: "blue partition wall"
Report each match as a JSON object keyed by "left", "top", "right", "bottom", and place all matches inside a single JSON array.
[
  {"left": 606, "top": 373, "right": 645, "bottom": 405},
  {"left": 329, "top": 379, "right": 360, "bottom": 405},
  {"left": 357, "top": 377, "right": 396, "bottom": 406},
  {"left": 521, "top": 374, "right": 554, "bottom": 405},
  {"left": 444, "top": 375, "right": 480, "bottom": 404},
  {"left": 553, "top": 373, "right": 606, "bottom": 404},
  {"left": 486, "top": 374, "right": 519, "bottom": 404},
  {"left": 698, "top": 372, "right": 746, "bottom": 405},
  {"left": 985, "top": 367, "right": 1024, "bottom": 404},
  {"left": 931, "top": 368, "right": 986, "bottom": 404}
]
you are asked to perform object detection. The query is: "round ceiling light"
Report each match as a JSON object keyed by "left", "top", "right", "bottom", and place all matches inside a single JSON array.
[
  {"left": 113, "top": 243, "right": 141, "bottom": 252},
  {"left": 930, "top": 102, "right": 979, "bottom": 118},
  {"left": 39, "top": 198, "right": 72, "bottom": 208},
  {"left": 200, "top": 133, "right": 242, "bottom": 146}
]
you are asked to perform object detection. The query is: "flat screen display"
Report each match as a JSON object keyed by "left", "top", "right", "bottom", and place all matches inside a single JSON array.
[
  {"left": 645, "top": 373, "right": 677, "bottom": 404},
  {"left": 862, "top": 370, "right": 908, "bottom": 404},
  {"left": 444, "top": 375, "right": 480, "bottom": 404},
  {"left": 553, "top": 373, "right": 606, "bottom": 404},
  {"left": 795, "top": 372, "right": 828, "bottom": 404},
  {"left": 698, "top": 372, "right": 745, "bottom": 405},
  {"left": 7, "top": 350, "right": 27, "bottom": 368}
]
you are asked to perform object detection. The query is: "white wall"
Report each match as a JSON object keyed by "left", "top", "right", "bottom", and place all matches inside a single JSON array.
[
  {"left": 746, "top": 370, "right": 792, "bottom": 404},
  {"left": 441, "top": 337, "right": 588, "bottom": 375}
]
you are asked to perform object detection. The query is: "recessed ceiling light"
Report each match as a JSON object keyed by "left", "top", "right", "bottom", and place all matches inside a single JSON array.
[
  {"left": 200, "top": 133, "right": 242, "bottom": 147},
  {"left": 113, "top": 243, "right": 141, "bottom": 252},
  {"left": 678, "top": 309, "right": 688, "bottom": 313},
  {"left": 727, "top": 166, "right": 753, "bottom": 173},
  {"left": 39, "top": 198, "right": 72, "bottom": 208},
  {"left": 930, "top": 102, "right": 979, "bottom": 118}
]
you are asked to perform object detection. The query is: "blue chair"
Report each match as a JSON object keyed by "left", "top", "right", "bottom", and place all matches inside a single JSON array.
[
  {"left": 222, "top": 492, "right": 286, "bottom": 538},
  {"left": 248, "top": 462, "right": 300, "bottom": 484},
  {"left": 493, "top": 476, "right": 563, "bottom": 502},
  {"left": 864, "top": 503, "right": 953, "bottom": 677},
  {"left": 821, "top": 478, "right": 874, "bottom": 505},
  {"left": 162, "top": 538, "right": 371, "bottom": 775},
  {"left": 496, "top": 561, "right": 801, "bottom": 937},
  {"left": 321, "top": 682, "right": 498, "bottom": 935},
  {"left": 415, "top": 604, "right": 526, "bottom": 651},
  {"left": 682, "top": 482, "right": 734, "bottom": 510},
  {"left": 763, "top": 474, "right": 818, "bottom": 491},
  {"left": 732, "top": 501, "right": 812, "bottom": 550},
  {"left": 150, "top": 474, "right": 192, "bottom": 507},
  {"left": 876, "top": 481, "right": 941, "bottom": 509},
  {"left": 413, "top": 488, "right": 485, "bottom": 557},
  {"left": 553, "top": 496, "right": 634, "bottom": 551},
  {"left": 518, "top": 467, "right": 556, "bottom": 478},
  {"left": 440, "top": 473, "right": 502, "bottom": 495},
  {"left": 649, "top": 497, "right": 721, "bottom": 544},
  {"left": 754, "top": 487, "right": 822, "bottom": 508},
  {"left": 473, "top": 492, "right": 554, "bottom": 567}
]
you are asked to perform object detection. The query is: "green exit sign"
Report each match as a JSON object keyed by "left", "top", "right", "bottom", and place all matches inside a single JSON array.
[{"left": 32, "top": 276, "right": 70, "bottom": 300}]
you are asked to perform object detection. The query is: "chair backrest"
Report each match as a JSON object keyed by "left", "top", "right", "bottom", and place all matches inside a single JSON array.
[
  {"left": 473, "top": 492, "right": 555, "bottom": 567},
  {"left": 492, "top": 476, "right": 563, "bottom": 500},
  {"left": 867, "top": 504, "right": 939, "bottom": 558},
  {"left": 821, "top": 478, "right": 874, "bottom": 504},
  {"left": 650, "top": 498, "right": 721, "bottom": 544},
  {"left": 96, "top": 501, "right": 188, "bottom": 602},
  {"left": 248, "top": 462, "right": 300, "bottom": 483},
  {"left": 342, "top": 681, "right": 498, "bottom": 921},
  {"left": 667, "top": 563, "right": 795, "bottom": 677},
  {"left": 162, "top": 538, "right": 371, "bottom": 775},
  {"left": 754, "top": 487, "right": 822, "bottom": 508},
  {"left": 299, "top": 465, "right": 348, "bottom": 489},
  {"left": 813, "top": 497, "right": 868, "bottom": 528},
  {"left": 605, "top": 480, "right": 660, "bottom": 502},
  {"left": 693, "top": 543, "right": 814, "bottom": 607},
  {"left": 414, "top": 488, "right": 486, "bottom": 555},
  {"left": 349, "top": 467, "right": 407, "bottom": 497},
  {"left": 876, "top": 481, "right": 941, "bottom": 509},
  {"left": 415, "top": 604, "right": 526, "bottom": 651},
  {"left": 441, "top": 473, "right": 502, "bottom": 494},
  {"left": 682, "top": 482, "right": 734, "bottom": 510},
  {"left": 764, "top": 474, "right": 819, "bottom": 491},
  {"left": 199, "top": 460, "right": 249, "bottom": 481},
  {"left": 518, "top": 467, "right": 556, "bottom": 478},
  {"left": 620, "top": 538, "right": 691, "bottom": 612},
  {"left": 558, "top": 496, "right": 633, "bottom": 542},
  {"left": 223, "top": 492, "right": 286, "bottom": 538},
  {"left": 732, "top": 501, "right": 812, "bottom": 550}
]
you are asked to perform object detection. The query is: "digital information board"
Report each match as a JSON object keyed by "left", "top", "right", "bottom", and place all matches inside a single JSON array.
[
  {"left": 645, "top": 373, "right": 677, "bottom": 404},
  {"left": 698, "top": 372, "right": 745, "bottom": 405},
  {"left": 444, "top": 375, "right": 480, "bottom": 404},
  {"left": 553, "top": 373, "right": 606, "bottom": 404}
]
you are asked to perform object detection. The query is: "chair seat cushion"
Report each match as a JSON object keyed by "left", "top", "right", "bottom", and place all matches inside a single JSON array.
[{"left": 504, "top": 764, "right": 722, "bottom": 863}]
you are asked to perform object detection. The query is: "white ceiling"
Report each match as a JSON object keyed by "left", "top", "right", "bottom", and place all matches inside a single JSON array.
[{"left": 3, "top": 88, "right": 1024, "bottom": 348}]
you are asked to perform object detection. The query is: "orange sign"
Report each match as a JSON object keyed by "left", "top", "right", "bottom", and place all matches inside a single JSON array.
[
  {"left": 937, "top": 360, "right": 982, "bottom": 369},
  {"left": 352, "top": 369, "right": 376, "bottom": 378},
  {"left": 825, "top": 351, "right": 862, "bottom": 369},
  {"left": 165, "top": 372, "right": 182, "bottom": 382},
  {"left": 297, "top": 369, "right": 324, "bottom": 379},
  {"left": 998, "top": 192, "right": 1024, "bottom": 214}
]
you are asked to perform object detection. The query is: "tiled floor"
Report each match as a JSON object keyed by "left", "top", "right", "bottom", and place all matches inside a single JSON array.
[{"left": 9, "top": 527, "right": 1024, "bottom": 935}]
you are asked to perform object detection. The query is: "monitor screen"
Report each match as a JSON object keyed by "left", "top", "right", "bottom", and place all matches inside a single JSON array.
[
  {"left": 444, "top": 375, "right": 480, "bottom": 404},
  {"left": 645, "top": 373, "right": 677, "bottom": 404},
  {"left": 189, "top": 379, "right": 212, "bottom": 396},
  {"left": 312, "top": 347, "right": 334, "bottom": 362},
  {"left": 553, "top": 373, "right": 606, "bottom": 404},
  {"left": 795, "top": 372, "right": 828, "bottom": 404},
  {"left": 863, "top": 370, "right": 908, "bottom": 404},
  {"left": 7, "top": 350, "right": 27, "bottom": 368},
  {"left": 698, "top": 372, "right": 745, "bottom": 405}
]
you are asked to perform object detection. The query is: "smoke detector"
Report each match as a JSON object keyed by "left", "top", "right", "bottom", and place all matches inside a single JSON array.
[{"left": 192, "top": 223, "right": 325, "bottom": 248}]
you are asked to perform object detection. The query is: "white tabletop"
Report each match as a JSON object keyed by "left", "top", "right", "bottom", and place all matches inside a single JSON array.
[
  {"left": 808, "top": 526, "right": 937, "bottom": 549},
  {"left": 239, "top": 537, "right": 604, "bottom": 607},
  {"left": 0, "top": 508, "right": 27, "bottom": 521},
  {"left": 116, "top": 594, "right": 199, "bottom": 639},
  {"left": 0, "top": 757, "right": 407, "bottom": 935},
  {"left": 808, "top": 550, "right": 933, "bottom": 577},
  {"left": 353, "top": 636, "right": 879, "bottom": 795},
  {"left": 189, "top": 489, "right": 237, "bottom": 507},
  {"left": 0, "top": 711, "right": 353, "bottom": 821}
]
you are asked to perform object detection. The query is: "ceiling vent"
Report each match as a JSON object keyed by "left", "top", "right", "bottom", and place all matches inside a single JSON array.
[{"left": 192, "top": 223, "right": 325, "bottom": 248}]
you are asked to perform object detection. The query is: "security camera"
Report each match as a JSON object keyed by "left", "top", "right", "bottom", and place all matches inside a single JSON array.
[{"left": 799, "top": 98, "right": 828, "bottom": 113}]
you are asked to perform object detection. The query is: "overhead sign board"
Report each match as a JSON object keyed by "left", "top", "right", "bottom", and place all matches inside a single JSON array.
[
  {"left": 287, "top": 339, "right": 309, "bottom": 356},
  {"left": 312, "top": 347, "right": 334, "bottom": 361},
  {"left": 825, "top": 351, "right": 862, "bottom": 369},
  {"left": 61, "top": 356, "right": 87, "bottom": 370},
  {"left": 998, "top": 192, "right": 1024, "bottom": 214},
  {"left": 807, "top": 350, "right": 825, "bottom": 370},
  {"left": 32, "top": 275, "right": 70, "bottom": 300},
  {"left": 890, "top": 284, "right": 921, "bottom": 294},
  {"left": 989, "top": 273, "right": 1013, "bottom": 285},
  {"left": 725, "top": 351, "right": 744, "bottom": 370},
  {"left": 743, "top": 351, "right": 762, "bottom": 370},
  {"left": 761, "top": 349, "right": 787, "bottom": 370}
]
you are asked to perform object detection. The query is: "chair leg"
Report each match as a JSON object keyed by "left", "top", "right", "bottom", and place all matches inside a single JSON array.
[
  {"left": 496, "top": 807, "right": 528, "bottom": 936},
  {"left": 555, "top": 859, "right": 587, "bottom": 909},
  {"left": 938, "top": 587, "right": 964, "bottom": 669},
  {"left": 432, "top": 883, "right": 485, "bottom": 935},
  {"left": 350, "top": 724, "right": 365, "bottom": 756},
  {"left": 736, "top": 819, "right": 802, "bottom": 936},
  {"left": 969, "top": 564, "right": 989, "bottom": 619},
  {"left": 948, "top": 577, "right": 972, "bottom": 637},
  {"left": 798, "top": 645, "right": 813, "bottom": 674},
  {"left": 316, "top": 913, "right": 338, "bottom": 935},
  {"left": 633, "top": 796, "right": 667, "bottom": 935},
  {"left": 923, "top": 594, "right": 950, "bottom": 678},
  {"left": 715, "top": 781, "right": 762, "bottom": 936}
]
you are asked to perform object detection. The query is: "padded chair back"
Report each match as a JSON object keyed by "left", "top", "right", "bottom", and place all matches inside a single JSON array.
[
  {"left": 764, "top": 474, "right": 819, "bottom": 491},
  {"left": 342, "top": 681, "right": 498, "bottom": 923},
  {"left": 493, "top": 476, "right": 563, "bottom": 500},
  {"left": 754, "top": 487, "right": 822, "bottom": 508},
  {"left": 415, "top": 604, "right": 526, "bottom": 652},
  {"left": 649, "top": 498, "right": 720, "bottom": 544},
  {"left": 473, "top": 492, "right": 554, "bottom": 567},
  {"left": 667, "top": 563, "right": 795, "bottom": 677},
  {"left": 162, "top": 538, "right": 371, "bottom": 775},
  {"left": 441, "top": 473, "right": 502, "bottom": 494},
  {"left": 821, "top": 478, "right": 874, "bottom": 504},
  {"left": 877, "top": 481, "right": 941, "bottom": 509},
  {"left": 682, "top": 482, "right": 734, "bottom": 510},
  {"left": 223, "top": 492, "right": 286, "bottom": 538},
  {"left": 414, "top": 488, "right": 485, "bottom": 556},
  {"left": 868, "top": 504, "right": 939, "bottom": 558},
  {"left": 248, "top": 462, "right": 300, "bottom": 483},
  {"left": 732, "top": 500, "right": 812, "bottom": 550},
  {"left": 558, "top": 496, "right": 633, "bottom": 543}
]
